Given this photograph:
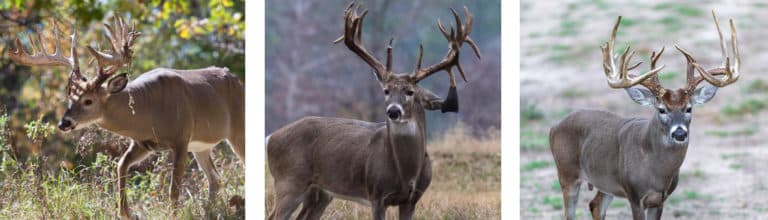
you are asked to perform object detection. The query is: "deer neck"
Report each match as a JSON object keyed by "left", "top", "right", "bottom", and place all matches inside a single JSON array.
[
  {"left": 96, "top": 87, "right": 145, "bottom": 138},
  {"left": 385, "top": 109, "right": 427, "bottom": 193},
  {"left": 642, "top": 114, "right": 688, "bottom": 170}
]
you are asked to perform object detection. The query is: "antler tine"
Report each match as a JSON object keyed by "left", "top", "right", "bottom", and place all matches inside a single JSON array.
[
  {"left": 335, "top": 2, "right": 388, "bottom": 81},
  {"left": 687, "top": 11, "right": 739, "bottom": 89},
  {"left": 601, "top": 16, "right": 665, "bottom": 91},
  {"left": 386, "top": 38, "right": 393, "bottom": 72},
  {"left": 414, "top": 44, "right": 423, "bottom": 73},
  {"left": 412, "top": 6, "right": 480, "bottom": 83}
]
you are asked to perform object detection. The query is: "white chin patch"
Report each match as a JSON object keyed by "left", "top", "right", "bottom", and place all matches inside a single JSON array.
[
  {"left": 389, "top": 119, "right": 417, "bottom": 136},
  {"left": 672, "top": 138, "right": 688, "bottom": 144}
]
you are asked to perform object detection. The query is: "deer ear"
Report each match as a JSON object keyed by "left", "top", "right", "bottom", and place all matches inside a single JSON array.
[
  {"left": 692, "top": 84, "right": 718, "bottom": 105},
  {"left": 625, "top": 87, "right": 656, "bottom": 106},
  {"left": 107, "top": 73, "right": 129, "bottom": 94}
]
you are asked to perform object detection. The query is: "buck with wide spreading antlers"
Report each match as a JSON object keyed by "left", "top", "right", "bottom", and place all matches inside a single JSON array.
[
  {"left": 266, "top": 3, "right": 480, "bottom": 220},
  {"left": 550, "top": 12, "right": 739, "bottom": 220},
  {"left": 7, "top": 14, "right": 244, "bottom": 218}
]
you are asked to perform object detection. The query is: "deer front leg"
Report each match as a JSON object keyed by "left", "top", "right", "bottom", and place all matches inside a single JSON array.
[
  {"left": 371, "top": 201, "right": 386, "bottom": 220},
  {"left": 629, "top": 200, "right": 645, "bottom": 220},
  {"left": 170, "top": 145, "right": 189, "bottom": 214},
  {"left": 642, "top": 191, "right": 664, "bottom": 220},
  {"left": 398, "top": 203, "right": 416, "bottom": 220},
  {"left": 118, "top": 140, "right": 152, "bottom": 219},
  {"left": 589, "top": 191, "right": 614, "bottom": 220}
]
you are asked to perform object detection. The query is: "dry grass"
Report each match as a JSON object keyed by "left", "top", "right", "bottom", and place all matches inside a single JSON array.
[
  {"left": 265, "top": 125, "right": 501, "bottom": 219},
  {"left": 0, "top": 148, "right": 245, "bottom": 219}
]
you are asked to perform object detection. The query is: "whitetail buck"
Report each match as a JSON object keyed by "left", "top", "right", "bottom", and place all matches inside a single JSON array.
[
  {"left": 266, "top": 3, "right": 480, "bottom": 220},
  {"left": 550, "top": 12, "right": 739, "bottom": 220},
  {"left": 7, "top": 14, "right": 244, "bottom": 219}
]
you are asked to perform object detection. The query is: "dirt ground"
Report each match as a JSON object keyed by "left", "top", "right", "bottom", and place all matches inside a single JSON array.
[{"left": 521, "top": 0, "right": 768, "bottom": 219}]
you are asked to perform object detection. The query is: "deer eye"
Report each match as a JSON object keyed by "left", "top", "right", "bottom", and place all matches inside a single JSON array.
[
  {"left": 405, "top": 90, "right": 414, "bottom": 96},
  {"left": 658, "top": 108, "right": 667, "bottom": 114},
  {"left": 384, "top": 89, "right": 390, "bottom": 95},
  {"left": 84, "top": 99, "right": 93, "bottom": 106},
  {"left": 685, "top": 107, "right": 692, "bottom": 113}
]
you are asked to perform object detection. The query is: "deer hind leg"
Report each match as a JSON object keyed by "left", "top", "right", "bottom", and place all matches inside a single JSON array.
[
  {"left": 589, "top": 191, "right": 614, "bottom": 220},
  {"left": 560, "top": 180, "right": 582, "bottom": 220},
  {"left": 117, "top": 140, "right": 152, "bottom": 219},
  {"left": 296, "top": 188, "right": 332, "bottom": 220},
  {"left": 226, "top": 133, "right": 245, "bottom": 163},
  {"left": 193, "top": 150, "right": 221, "bottom": 203},
  {"left": 269, "top": 181, "right": 309, "bottom": 220}
]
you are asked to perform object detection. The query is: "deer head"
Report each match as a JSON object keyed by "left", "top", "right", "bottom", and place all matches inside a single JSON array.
[
  {"left": 7, "top": 14, "right": 140, "bottom": 132},
  {"left": 601, "top": 11, "right": 739, "bottom": 144},
  {"left": 333, "top": 3, "right": 480, "bottom": 127}
]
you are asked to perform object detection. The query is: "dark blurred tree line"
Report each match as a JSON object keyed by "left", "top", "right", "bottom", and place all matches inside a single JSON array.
[
  {"left": 266, "top": 0, "right": 501, "bottom": 136},
  {"left": 0, "top": 0, "right": 244, "bottom": 169}
]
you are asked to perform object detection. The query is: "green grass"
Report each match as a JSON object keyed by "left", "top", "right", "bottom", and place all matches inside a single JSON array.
[
  {"left": 653, "top": 3, "right": 703, "bottom": 17},
  {"left": 705, "top": 126, "right": 758, "bottom": 137},
  {"left": 521, "top": 128, "right": 549, "bottom": 151},
  {"left": 721, "top": 152, "right": 749, "bottom": 160},
  {"left": 542, "top": 195, "right": 563, "bottom": 210},
  {"left": 721, "top": 98, "right": 768, "bottom": 117},
  {"left": 658, "top": 71, "right": 678, "bottom": 81},
  {"left": 521, "top": 103, "right": 545, "bottom": 124},
  {"left": 744, "top": 79, "right": 768, "bottom": 94},
  {"left": 550, "top": 179, "right": 560, "bottom": 191},
  {"left": 679, "top": 169, "right": 707, "bottom": 181},
  {"left": 658, "top": 16, "right": 682, "bottom": 32},
  {"left": 682, "top": 190, "right": 714, "bottom": 200},
  {"left": 522, "top": 160, "right": 553, "bottom": 172},
  {"left": 560, "top": 89, "right": 590, "bottom": 98}
]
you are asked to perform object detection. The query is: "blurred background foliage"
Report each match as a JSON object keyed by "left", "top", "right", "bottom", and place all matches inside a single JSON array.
[
  {"left": 266, "top": 0, "right": 501, "bottom": 138},
  {"left": 0, "top": 0, "right": 244, "bottom": 170}
]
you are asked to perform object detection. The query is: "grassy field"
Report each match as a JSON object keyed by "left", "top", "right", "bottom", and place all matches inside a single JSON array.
[
  {"left": 522, "top": 0, "right": 768, "bottom": 219},
  {"left": 265, "top": 124, "right": 501, "bottom": 219},
  {"left": 0, "top": 114, "right": 245, "bottom": 219}
]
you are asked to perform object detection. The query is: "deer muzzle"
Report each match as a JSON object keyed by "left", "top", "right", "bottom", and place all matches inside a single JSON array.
[
  {"left": 58, "top": 117, "right": 75, "bottom": 132},
  {"left": 386, "top": 104, "right": 404, "bottom": 121},
  {"left": 670, "top": 126, "right": 688, "bottom": 143}
]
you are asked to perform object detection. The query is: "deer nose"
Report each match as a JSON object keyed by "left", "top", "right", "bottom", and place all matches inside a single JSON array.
[
  {"left": 671, "top": 127, "right": 687, "bottom": 141},
  {"left": 386, "top": 106, "right": 402, "bottom": 120},
  {"left": 58, "top": 118, "right": 73, "bottom": 131}
]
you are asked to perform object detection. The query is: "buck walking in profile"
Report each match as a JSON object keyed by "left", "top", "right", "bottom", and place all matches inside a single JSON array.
[
  {"left": 7, "top": 13, "right": 245, "bottom": 219},
  {"left": 266, "top": 3, "right": 480, "bottom": 220},
  {"left": 550, "top": 12, "right": 740, "bottom": 220}
]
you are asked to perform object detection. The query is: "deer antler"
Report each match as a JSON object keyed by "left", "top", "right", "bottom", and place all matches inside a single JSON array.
[
  {"left": 600, "top": 16, "right": 665, "bottom": 94},
  {"left": 7, "top": 13, "right": 140, "bottom": 96},
  {"left": 7, "top": 20, "right": 82, "bottom": 78},
  {"left": 333, "top": 2, "right": 389, "bottom": 81},
  {"left": 412, "top": 6, "right": 481, "bottom": 83},
  {"left": 679, "top": 11, "right": 739, "bottom": 93},
  {"left": 86, "top": 13, "right": 141, "bottom": 88}
]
